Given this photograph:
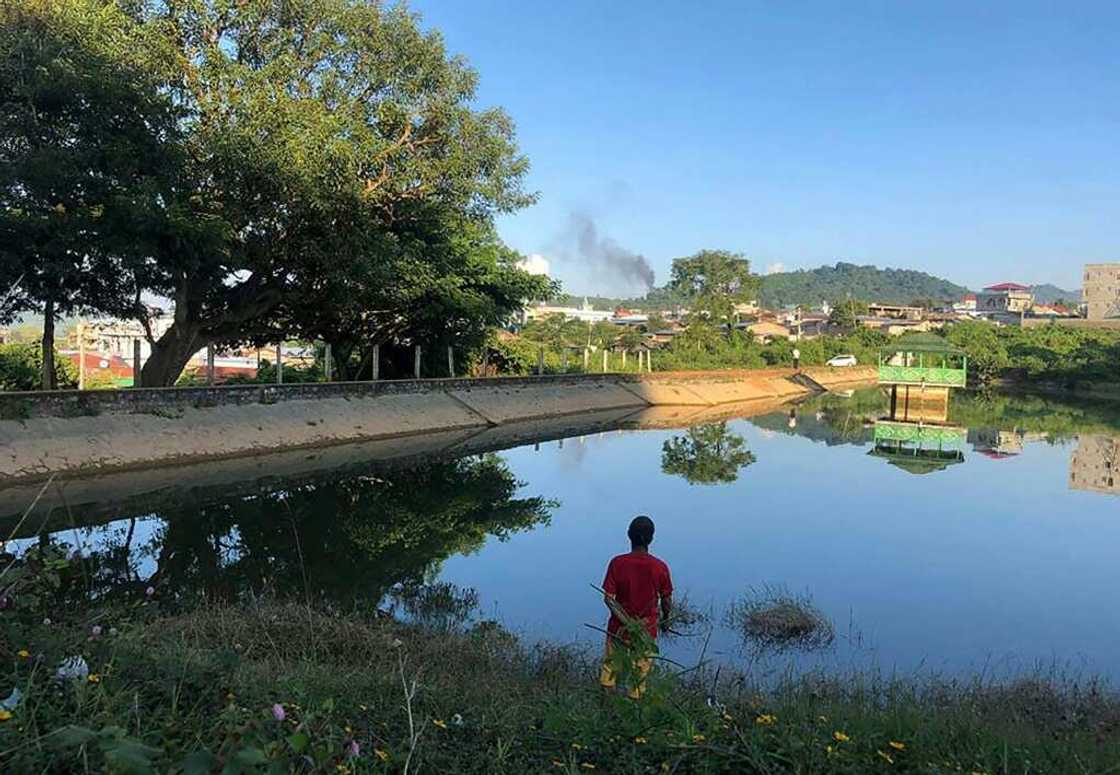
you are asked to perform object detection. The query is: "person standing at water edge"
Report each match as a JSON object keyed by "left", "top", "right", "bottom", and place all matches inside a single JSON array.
[
  {"left": 792, "top": 347, "right": 801, "bottom": 371},
  {"left": 600, "top": 516, "right": 673, "bottom": 698}
]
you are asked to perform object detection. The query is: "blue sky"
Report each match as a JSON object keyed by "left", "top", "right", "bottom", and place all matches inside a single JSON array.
[{"left": 412, "top": 0, "right": 1119, "bottom": 296}]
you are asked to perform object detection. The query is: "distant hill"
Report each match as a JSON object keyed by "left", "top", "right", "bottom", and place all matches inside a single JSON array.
[
  {"left": 759, "top": 262, "right": 970, "bottom": 308},
  {"left": 1029, "top": 284, "right": 1081, "bottom": 305}
]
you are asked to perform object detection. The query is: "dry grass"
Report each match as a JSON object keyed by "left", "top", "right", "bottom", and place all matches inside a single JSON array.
[{"left": 724, "top": 584, "right": 835, "bottom": 652}]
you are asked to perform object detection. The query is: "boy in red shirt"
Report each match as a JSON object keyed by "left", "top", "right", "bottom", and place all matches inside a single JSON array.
[{"left": 599, "top": 515, "right": 673, "bottom": 698}]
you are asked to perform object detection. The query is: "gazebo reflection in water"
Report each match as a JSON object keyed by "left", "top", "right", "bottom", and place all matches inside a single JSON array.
[{"left": 870, "top": 335, "right": 969, "bottom": 475}]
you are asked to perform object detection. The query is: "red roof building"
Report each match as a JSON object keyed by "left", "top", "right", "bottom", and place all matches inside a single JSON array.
[{"left": 983, "top": 282, "right": 1031, "bottom": 292}]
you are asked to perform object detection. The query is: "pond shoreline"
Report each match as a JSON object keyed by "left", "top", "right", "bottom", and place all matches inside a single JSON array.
[
  {"left": 0, "top": 367, "right": 874, "bottom": 485},
  {"left": 4, "top": 598, "right": 1117, "bottom": 773}
]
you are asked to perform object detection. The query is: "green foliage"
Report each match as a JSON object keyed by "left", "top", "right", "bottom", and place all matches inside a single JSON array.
[
  {"left": 828, "top": 299, "right": 871, "bottom": 332},
  {"left": 669, "top": 249, "right": 759, "bottom": 323},
  {"left": 661, "top": 423, "right": 757, "bottom": 484},
  {"left": 946, "top": 322, "right": 1120, "bottom": 385},
  {"left": 0, "top": 343, "right": 77, "bottom": 391},
  {"left": 759, "top": 262, "right": 970, "bottom": 308},
  {"left": 0, "top": 0, "right": 181, "bottom": 332}
]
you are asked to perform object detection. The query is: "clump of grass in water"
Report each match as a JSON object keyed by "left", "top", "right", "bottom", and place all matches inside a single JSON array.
[
  {"left": 386, "top": 581, "right": 480, "bottom": 631},
  {"left": 725, "top": 584, "right": 835, "bottom": 652},
  {"left": 659, "top": 592, "right": 713, "bottom": 640}
]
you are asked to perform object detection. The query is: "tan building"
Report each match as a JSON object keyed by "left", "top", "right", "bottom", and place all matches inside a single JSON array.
[
  {"left": 976, "top": 283, "right": 1033, "bottom": 314},
  {"left": 1083, "top": 263, "right": 1120, "bottom": 320},
  {"left": 1069, "top": 434, "right": 1120, "bottom": 496}
]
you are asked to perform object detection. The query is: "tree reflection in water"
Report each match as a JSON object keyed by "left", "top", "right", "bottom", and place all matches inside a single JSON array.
[
  {"left": 38, "top": 454, "right": 554, "bottom": 611},
  {"left": 661, "top": 423, "right": 757, "bottom": 485}
]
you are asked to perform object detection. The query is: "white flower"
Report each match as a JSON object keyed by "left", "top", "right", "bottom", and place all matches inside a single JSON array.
[
  {"left": 90, "top": 625, "right": 102, "bottom": 637},
  {"left": 451, "top": 713, "right": 463, "bottom": 726},
  {"left": 55, "top": 656, "right": 89, "bottom": 682},
  {"left": 391, "top": 638, "right": 403, "bottom": 648},
  {"left": 108, "top": 627, "right": 118, "bottom": 637},
  {"left": 42, "top": 618, "right": 51, "bottom": 626}
]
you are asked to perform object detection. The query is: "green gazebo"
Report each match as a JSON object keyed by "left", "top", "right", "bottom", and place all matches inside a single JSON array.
[
  {"left": 878, "top": 334, "right": 968, "bottom": 389},
  {"left": 868, "top": 420, "right": 968, "bottom": 475}
]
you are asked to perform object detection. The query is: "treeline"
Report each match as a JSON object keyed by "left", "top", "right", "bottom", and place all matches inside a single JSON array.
[
  {"left": 945, "top": 322, "right": 1120, "bottom": 385},
  {"left": 555, "top": 262, "right": 971, "bottom": 311},
  {"left": 0, "top": 0, "right": 552, "bottom": 388}
]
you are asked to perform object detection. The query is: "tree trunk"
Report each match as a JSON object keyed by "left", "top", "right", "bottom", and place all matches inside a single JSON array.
[
  {"left": 141, "top": 322, "right": 206, "bottom": 387},
  {"left": 41, "top": 299, "right": 55, "bottom": 390}
]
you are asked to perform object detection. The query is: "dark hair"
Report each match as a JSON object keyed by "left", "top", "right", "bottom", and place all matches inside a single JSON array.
[{"left": 627, "top": 515, "right": 655, "bottom": 547}]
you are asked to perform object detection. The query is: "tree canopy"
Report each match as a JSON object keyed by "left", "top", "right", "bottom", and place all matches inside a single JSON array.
[
  {"left": 669, "top": 250, "right": 759, "bottom": 324},
  {"left": 2, "top": 0, "right": 550, "bottom": 386}
]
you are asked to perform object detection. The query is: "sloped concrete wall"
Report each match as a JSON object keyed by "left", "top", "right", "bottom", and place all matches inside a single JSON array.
[{"left": 0, "top": 368, "right": 876, "bottom": 484}]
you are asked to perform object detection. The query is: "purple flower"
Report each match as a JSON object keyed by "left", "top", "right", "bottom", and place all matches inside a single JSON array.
[
  {"left": 271, "top": 703, "right": 286, "bottom": 722},
  {"left": 90, "top": 625, "right": 102, "bottom": 638},
  {"left": 346, "top": 740, "right": 360, "bottom": 758},
  {"left": 145, "top": 586, "right": 155, "bottom": 597}
]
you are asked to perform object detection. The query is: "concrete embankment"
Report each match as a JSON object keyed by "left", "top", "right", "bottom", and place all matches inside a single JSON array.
[{"left": 0, "top": 366, "right": 875, "bottom": 485}]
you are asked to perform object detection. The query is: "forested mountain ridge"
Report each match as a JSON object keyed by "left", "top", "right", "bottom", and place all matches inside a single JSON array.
[{"left": 758, "top": 262, "right": 969, "bottom": 307}]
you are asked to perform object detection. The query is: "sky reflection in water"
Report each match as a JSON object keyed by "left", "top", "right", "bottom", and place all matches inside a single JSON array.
[{"left": 7, "top": 390, "right": 1120, "bottom": 680}]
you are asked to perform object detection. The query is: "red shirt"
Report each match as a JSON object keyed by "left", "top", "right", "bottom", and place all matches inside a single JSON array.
[{"left": 603, "top": 551, "right": 673, "bottom": 639}]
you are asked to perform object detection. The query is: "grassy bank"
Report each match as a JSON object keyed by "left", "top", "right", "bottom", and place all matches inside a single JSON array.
[{"left": 3, "top": 600, "right": 1118, "bottom": 773}]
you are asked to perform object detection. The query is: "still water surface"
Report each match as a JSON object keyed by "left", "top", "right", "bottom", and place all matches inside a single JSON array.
[{"left": 6, "top": 389, "right": 1120, "bottom": 680}]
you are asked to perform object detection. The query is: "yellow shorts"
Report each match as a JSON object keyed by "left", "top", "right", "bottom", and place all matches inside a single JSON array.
[{"left": 599, "top": 637, "right": 653, "bottom": 699}]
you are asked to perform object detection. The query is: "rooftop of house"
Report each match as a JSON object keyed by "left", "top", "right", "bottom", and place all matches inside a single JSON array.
[{"left": 982, "top": 282, "right": 1032, "bottom": 292}]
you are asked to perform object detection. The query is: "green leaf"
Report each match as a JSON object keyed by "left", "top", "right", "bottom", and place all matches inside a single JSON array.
[
  {"left": 181, "top": 749, "right": 218, "bottom": 775},
  {"left": 101, "top": 739, "right": 162, "bottom": 774},
  {"left": 233, "top": 747, "right": 268, "bottom": 765},
  {"left": 53, "top": 725, "right": 97, "bottom": 748},
  {"left": 286, "top": 732, "right": 309, "bottom": 753}
]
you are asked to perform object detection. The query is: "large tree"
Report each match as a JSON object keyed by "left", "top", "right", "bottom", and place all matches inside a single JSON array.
[
  {"left": 0, "top": 0, "right": 180, "bottom": 387},
  {"left": 668, "top": 249, "right": 759, "bottom": 325},
  {"left": 121, "top": 0, "right": 538, "bottom": 385}
]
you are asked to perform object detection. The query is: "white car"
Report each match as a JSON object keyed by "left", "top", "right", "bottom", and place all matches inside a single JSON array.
[{"left": 826, "top": 354, "right": 858, "bottom": 367}]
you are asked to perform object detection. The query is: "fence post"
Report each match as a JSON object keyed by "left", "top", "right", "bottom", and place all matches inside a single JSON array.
[
  {"left": 414, "top": 345, "right": 422, "bottom": 379},
  {"left": 78, "top": 324, "right": 86, "bottom": 390},
  {"left": 583, "top": 347, "right": 589, "bottom": 370},
  {"left": 447, "top": 345, "right": 454, "bottom": 378},
  {"left": 324, "top": 343, "right": 332, "bottom": 382},
  {"left": 207, "top": 344, "right": 215, "bottom": 385},
  {"left": 132, "top": 339, "right": 142, "bottom": 388},
  {"left": 647, "top": 349, "right": 653, "bottom": 372},
  {"left": 622, "top": 350, "right": 627, "bottom": 369},
  {"left": 371, "top": 344, "right": 380, "bottom": 381},
  {"left": 275, "top": 343, "right": 283, "bottom": 384},
  {"left": 602, "top": 349, "right": 608, "bottom": 372}
]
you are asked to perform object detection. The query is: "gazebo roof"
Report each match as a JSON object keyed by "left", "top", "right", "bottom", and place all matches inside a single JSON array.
[{"left": 879, "top": 333, "right": 966, "bottom": 355}]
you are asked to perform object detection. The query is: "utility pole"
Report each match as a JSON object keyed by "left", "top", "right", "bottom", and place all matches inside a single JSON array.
[
  {"left": 275, "top": 343, "right": 283, "bottom": 384},
  {"left": 371, "top": 343, "right": 380, "bottom": 380},
  {"left": 413, "top": 345, "right": 422, "bottom": 379}
]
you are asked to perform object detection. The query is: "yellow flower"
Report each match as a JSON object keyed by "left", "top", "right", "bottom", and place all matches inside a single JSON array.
[
  {"left": 888, "top": 741, "right": 906, "bottom": 751},
  {"left": 571, "top": 742, "right": 584, "bottom": 750},
  {"left": 16, "top": 649, "right": 30, "bottom": 659},
  {"left": 817, "top": 715, "right": 828, "bottom": 722},
  {"left": 722, "top": 712, "right": 733, "bottom": 722},
  {"left": 87, "top": 674, "right": 101, "bottom": 684},
  {"left": 0, "top": 710, "right": 12, "bottom": 722},
  {"left": 692, "top": 734, "right": 705, "bottom": 742},
  {"left": 633, "top": 736, "right": 647, "bottom": 744},
  {"left": 833, "top": 731, "right": 850, "bottom": 742},
  {"left": 374, "top": 749, "right": 389, "bottom": 761},
  {"left": 344, "top": 725, "right": 352, "bottom": 734},
  {"left": 433, "top": 719, "right": 447, "bottom": 729},
  {"left": 580, "top": 764, "right": 596, "bottom": 771},
  {"left": 877, "top": 750, "right": 894, "bottom": 765},
  {"left": 755, "top": 714, "right": 776, "bottom": 725},
  {"left": 334, "top": 765, "right": 350, "bottom": 774},
  {"left": 825, "top": 745, "right": 835, "bottom": 755}
]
